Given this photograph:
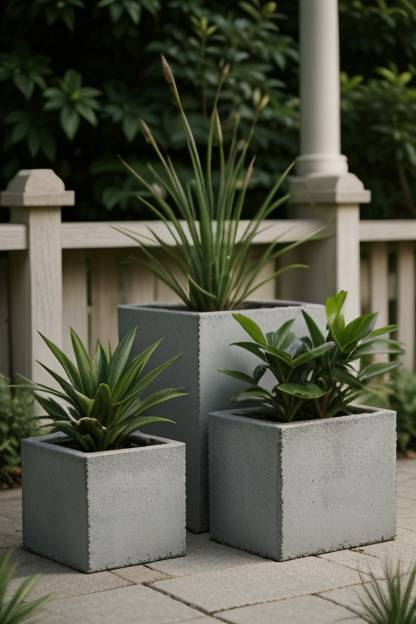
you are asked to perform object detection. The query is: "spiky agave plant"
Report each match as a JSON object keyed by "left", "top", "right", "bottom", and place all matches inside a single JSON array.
[
  {"left": 0, "top": 551, "right": 49, "bottom": 624},
  {"left": 118, "top": 56, "right": 318, "bottom": 311},
  {"left": 25, "top": 328, "right": 186, "bottom": 452},
  {"left": 354, "top": 561, "right": 416, "bottom": 623}
]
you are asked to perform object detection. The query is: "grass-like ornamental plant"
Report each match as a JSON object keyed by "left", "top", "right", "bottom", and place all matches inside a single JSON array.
[
  {"left": 119, "top": 57, "right": 316, "bottom": 311},
  {"left": 222, "top": 291, "right": 402, "bottom": 422},
  {"left": 354, "top": 561, "right": 416, "bottom": 623},
  {"left": 26, "top": 328, "right": 186, "bottom": 452},
  {"left": 0, "top": 551, "right": 49, "bottom": 624}
]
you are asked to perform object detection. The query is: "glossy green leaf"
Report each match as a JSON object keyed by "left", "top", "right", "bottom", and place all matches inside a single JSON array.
[{"left": 277, "top": 383, "right": 327, "bottom": 399}]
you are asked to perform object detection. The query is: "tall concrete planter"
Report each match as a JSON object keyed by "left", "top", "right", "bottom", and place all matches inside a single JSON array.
[
  {"left": 118, "top": 300, "right": 325, "bottom": 532},
  {"left": 22, "top": 432, "right": 186, "bottom": 573},
  {"left": 209, "top": 407, "right": 396, "bottom": 560}
]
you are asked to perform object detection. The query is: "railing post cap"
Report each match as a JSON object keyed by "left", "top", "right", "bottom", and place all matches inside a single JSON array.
[
  {"left": 289, "top": 172, "right": 371, "bottom": 206},
  {"left": 0, "top": 169, "right": 75, "bottom": 207}
]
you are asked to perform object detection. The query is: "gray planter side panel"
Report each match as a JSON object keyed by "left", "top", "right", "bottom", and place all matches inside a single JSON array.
[
  {"left": 119, "top": 302, "right": 325, "bottom": 533},
  {"left": 209, "top": 413, "right": 282, "bottom": 559},
  {"left": 118, "top": 306, "right": 201, "bottom": 530},
  {"left": 87, "top": 442, "right": 186, "bottom": 572},
  {"left": 22, "top": 438, "right": 89, "bottom": 571},
  {"left": 280, "top": 411, "right": 397, "bottom": 559},
  {"left": 199, "top": 304, "right": 326, "bottom": 418},
  {"left": 199, "top": 303, "right": 325, "bottom": 529}
]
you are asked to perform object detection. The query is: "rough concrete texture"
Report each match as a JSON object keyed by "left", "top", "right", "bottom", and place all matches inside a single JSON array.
[
  {"left": 147, "top": 532, "right": 261, "bottom": 577},
  {"left": 2, "top": 460, "right": 416, "bottom": 623},
  {"left": 22, "top": 432, "right": 186, "bottom": 572},
  {"left": 39, "top": 584, "right": 203, "bottom": 624},
  {"left": 152, "top": 558, "right": 361, "bottom": 612},
  {"left": 217, "top": 595, "right": 364, "bottom": 624},
  {"left": 209, "top": 407, "right": 396, "bottom": 560},
  {"left": 3, "top": 548, "right": 129, "bottom": 601},
  {"left": 118, "top": 300, "right": 325, "bottom": 532}
]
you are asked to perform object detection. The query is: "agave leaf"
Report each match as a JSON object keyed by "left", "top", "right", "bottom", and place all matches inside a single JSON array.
[
  {"left": 39, "top": 332, "right": 81, "bottom": 387},
  {"left": 126, "top": 388, "right": 187, "bottom": 419},
  {"left": 36, "top": 362, "right": 93, "bottom": 415},
  {"left": 107, "top": 328, "right": 137, "bottom": 386},
  {"left": 70, "top": 328, "right": 94, "bottom": 396},
  {"left": 112, "top": 338, "right": 163, "bottom": 402},
  {"left": 89, "top": 383, "right": 113, "bottom": 425}
]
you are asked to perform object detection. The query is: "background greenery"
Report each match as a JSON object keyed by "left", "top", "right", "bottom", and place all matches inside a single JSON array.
[
  {"left": 0, "top": 374, "right": 36, "bottom": 488},
  {"left": 2, "top": 0, "right": 416, "bottom": 220}
]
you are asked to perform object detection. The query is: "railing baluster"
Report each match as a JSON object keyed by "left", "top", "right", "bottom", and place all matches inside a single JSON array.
[{"left": 398, "top": 241, "right": 415, "bottom": 370}]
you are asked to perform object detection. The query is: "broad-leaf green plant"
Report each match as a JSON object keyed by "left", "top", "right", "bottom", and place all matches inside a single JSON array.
[
  {"left": 119, "top": 56, "right": 316, "bottom": 311},
  {"left": 354, "top": 560, "right": 416, "bottom": 623},
  {"left": 221, "top": 290, "right": 402, "bottom": 422},
  {"left": 25, "top": 328, "right": 186, "bottom": 452},
  {"left": 0, "top": 550, "right": 49, "bottom": 624}
]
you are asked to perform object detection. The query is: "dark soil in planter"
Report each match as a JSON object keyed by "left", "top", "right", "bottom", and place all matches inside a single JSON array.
[{"left": 143, "top": 300, "right": 303, "bottom": 313}]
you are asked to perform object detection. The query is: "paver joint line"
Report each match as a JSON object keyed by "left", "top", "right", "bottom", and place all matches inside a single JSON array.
[{"left": 1, "top": 459, "right": 416, "bottom": 622}]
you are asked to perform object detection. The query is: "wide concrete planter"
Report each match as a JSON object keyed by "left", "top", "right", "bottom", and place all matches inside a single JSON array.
[
  {"left": 209, "top": 407, "right": 396, "bottom": 560},
  {"left": 22, "top": 432, "right": 186, "bottom": 573},
  {"left": 118, "top": 300, "right": 325, "bottom": 533}
]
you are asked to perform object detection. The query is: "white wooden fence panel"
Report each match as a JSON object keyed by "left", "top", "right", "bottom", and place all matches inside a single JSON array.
[
  {"left": 90, "top": 250, "right": 120, "bottom": 349},
  {"left": 397, "top": 242, "right": 415, "bottom": 370},
  {"left": 369, "top": 242, "right": 389, "bottom": 327},
  {"left": 0, "top": 256, "right": 10, "bottom": 376},
  {"left": 121, "top": 252, "right": 156, "bottom": 304},
  {"left": 62, "top": 250, "right": 88, "bottom": 353}
]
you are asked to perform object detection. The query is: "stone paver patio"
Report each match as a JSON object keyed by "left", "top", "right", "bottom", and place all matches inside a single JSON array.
[{"left": 1, "top": 459, "right": 416, "bottom": 623}]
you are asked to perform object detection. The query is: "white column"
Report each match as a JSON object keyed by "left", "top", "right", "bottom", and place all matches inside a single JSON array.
[
  {"left": 285, "top": 0, "right": 371, "bottom": 321},
  {"left": 297, "top": 0, "right": 347, "bottom": 177}
]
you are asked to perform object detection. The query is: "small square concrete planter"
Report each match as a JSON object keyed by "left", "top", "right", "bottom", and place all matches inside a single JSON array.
[
  {"left": 209, "top": 407, "right": 396, "bottom": 560},
  {"left": 22, "top": 432, "right": 186, "bottom": 573},
  {"left": 118, "top": 300, "right": 325, "bottom": 533}
]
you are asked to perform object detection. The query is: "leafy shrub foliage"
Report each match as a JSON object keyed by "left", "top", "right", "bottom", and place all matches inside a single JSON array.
[
  {"left": 26, "top": 328, "right": 186, "bottom": 452},
  {"left": 222, "top": 291, "right": 401, "bottom": 421},
  {"left": 1, "top": 0, "right": 297, "bottom": 218},
  {"left": 388, "top": 369, "right": 416, "bottom": 455},
  {"left": 365, "top": 368, "right": 416, "bottom": 455},
  {"left": 3, "top": 1, "right": 415, "bottom": 219},
  {"left": 0, "top": 375, "right": 35, "bottom": 488},
  {"left": 0, "top": 550, "right": 48, "bottom": 624}
]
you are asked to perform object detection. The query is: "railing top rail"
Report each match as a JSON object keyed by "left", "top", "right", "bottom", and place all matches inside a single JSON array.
[
  {"left": 0, "top": 224, "right": 26, "bottom": 250},
  {"left": 60, "top": 219, "right": 325, "bottom": 249},
  {"left": 5, "top": 218, "right": 416, "bottom": 253},
  {"left": 360, "top": 220, "right": 416, "bottom": 242}
]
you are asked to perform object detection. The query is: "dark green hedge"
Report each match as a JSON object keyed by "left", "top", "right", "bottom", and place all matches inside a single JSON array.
[{"left": 2, "top": 0, "right": 416, "bottom": 219}]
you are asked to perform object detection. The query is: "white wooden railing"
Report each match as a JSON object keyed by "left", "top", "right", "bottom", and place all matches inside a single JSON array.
[{"left": 0, "top": 169, "right": 415, "bottom": 384}]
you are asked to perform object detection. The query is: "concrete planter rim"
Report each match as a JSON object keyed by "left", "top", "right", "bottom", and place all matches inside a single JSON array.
[
  {"left": 210, "top": 405, "right": 396, "bottom": 429},
  {"left": 118, "top": 298, "right": 318, "bottom": 317},
  {"left": 24, "top": 431, "right": 183, "bottom": 459}
]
